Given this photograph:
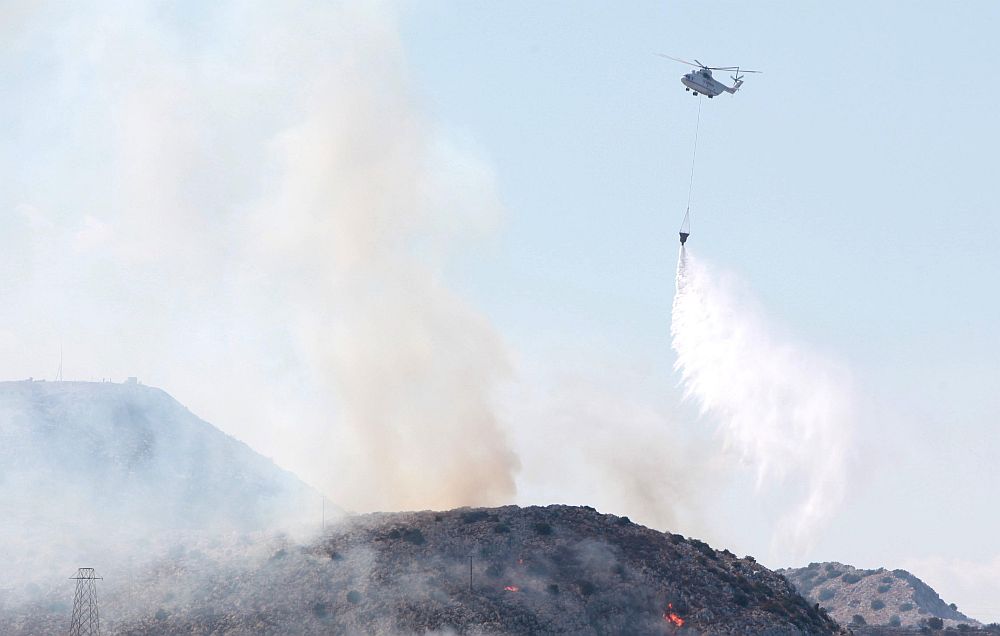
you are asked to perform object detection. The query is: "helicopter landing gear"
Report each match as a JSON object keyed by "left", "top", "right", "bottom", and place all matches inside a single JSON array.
[{"left": 708, "top": 95, "right": 714, "bottom": 98}]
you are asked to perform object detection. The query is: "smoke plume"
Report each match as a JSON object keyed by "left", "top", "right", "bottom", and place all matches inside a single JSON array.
[
  {"left": 245, "top": 7, "right": 519, "bottom": 512},
  {"left": 0, "top": 1, "right": 517, "bottom": 513},
  {"left": 671, "top": 248, "right": 854, "bottom": 555},
  {"left": 502, "top": 358, "right": 714, "bottom": 538}
]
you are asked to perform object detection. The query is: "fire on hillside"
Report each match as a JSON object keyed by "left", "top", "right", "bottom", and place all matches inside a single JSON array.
[{"left": 664, "top": 603, "right": 685, "bottom": 627}]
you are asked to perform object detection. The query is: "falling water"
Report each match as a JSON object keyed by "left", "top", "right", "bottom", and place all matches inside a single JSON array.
[{"left": 672, "top": 247, "right": 854, "bottom": 555}]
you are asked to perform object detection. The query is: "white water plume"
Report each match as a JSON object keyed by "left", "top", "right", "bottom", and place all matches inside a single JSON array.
[{"left": 671, "top": 247, "right": 854, "bottom": 555}]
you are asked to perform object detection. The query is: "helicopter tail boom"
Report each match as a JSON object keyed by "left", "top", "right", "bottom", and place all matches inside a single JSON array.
[{"left": 724, "top": 78, "right": 744, "bottom": 93}]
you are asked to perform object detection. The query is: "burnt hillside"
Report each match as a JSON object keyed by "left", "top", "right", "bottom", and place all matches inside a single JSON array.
[{"left": 3, "top": 505, "right": 842, "bottom": 635}]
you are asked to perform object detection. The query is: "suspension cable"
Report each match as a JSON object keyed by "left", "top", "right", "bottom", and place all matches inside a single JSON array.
[{"left": 686, "top": 98, "right": 702, "bottom": 212}]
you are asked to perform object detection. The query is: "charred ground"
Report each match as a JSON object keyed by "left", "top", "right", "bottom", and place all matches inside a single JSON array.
[{"left": 3, "top": 505, "right": 844, "bottom": 635}]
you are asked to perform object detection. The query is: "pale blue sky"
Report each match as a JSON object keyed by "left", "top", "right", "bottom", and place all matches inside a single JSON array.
[
  {"left": 398, "top": 0, "right": 1000, "bottom": 617},
  {"left": 401, "top": 0, "right": 999, "bottom": 376}
]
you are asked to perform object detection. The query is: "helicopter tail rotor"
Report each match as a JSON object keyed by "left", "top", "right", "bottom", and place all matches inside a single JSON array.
[
  {"left": 731, "top": 67, "right": 744, "bottom": 86},
  {"left": 731, "top": 65, "right": 761, "bottom": 82},
  {"left": 727, "top": 66, "right": 761, "bottom": 92}
]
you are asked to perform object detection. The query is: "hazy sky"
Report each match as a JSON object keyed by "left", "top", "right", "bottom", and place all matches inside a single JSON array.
[{"left": 2, "top": 0, "right": 998, "bottom": 622}]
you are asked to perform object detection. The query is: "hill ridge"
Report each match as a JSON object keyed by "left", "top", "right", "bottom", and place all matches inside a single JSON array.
[{"left": 779, "top": 561, "right": 978, "bottom": 630}]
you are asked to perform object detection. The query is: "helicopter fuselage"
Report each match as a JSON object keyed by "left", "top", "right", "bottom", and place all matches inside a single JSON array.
[{"left": 681, "top": 69, "right": 740, "bottom": 97}]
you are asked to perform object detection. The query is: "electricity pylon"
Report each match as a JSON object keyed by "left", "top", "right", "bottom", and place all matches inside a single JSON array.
[{"left": 69, "top": 567, "right": 102, "bottom": 636}]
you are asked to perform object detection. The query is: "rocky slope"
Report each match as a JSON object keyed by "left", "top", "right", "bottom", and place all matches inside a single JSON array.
[
  {"left": 2, "top": 505, "right": 842, "bottom": 635},
  {"left": 779, "top": 562, "right": 978, "bottom": 630}
]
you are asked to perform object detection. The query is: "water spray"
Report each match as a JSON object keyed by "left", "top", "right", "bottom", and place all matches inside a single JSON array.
[{"left": 671, "top": 248, "right": 854, "bottom": 556}]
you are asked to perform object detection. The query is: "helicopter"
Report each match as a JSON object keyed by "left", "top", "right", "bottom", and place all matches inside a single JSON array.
[{"left": 657, "top": 55, "right": 761, "bottom": 98}]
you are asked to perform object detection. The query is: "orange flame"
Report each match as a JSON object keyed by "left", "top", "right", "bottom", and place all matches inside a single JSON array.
[
  {"left": 664, "top": 603, "right": 684, "bottom": 627},
  {"left": 504, "top": 585, "right": 520, "bottom": 592}
]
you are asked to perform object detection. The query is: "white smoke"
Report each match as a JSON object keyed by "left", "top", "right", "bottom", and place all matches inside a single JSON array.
[
  {"left": 671, "top": 247, "right": 854, "bottom": 555},
  {"left": 3, "top": 0, "right": 858, "bottom": 560},
  {"left": 503, "top": 357, "right": 715, "bottom": 536},
  {"left": 0, "top": 1, "right": 517, "bottom": 514}
]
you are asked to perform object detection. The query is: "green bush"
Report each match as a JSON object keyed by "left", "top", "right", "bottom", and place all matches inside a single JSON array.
[
  {"left": 871, "top": 599, "right": 886, "bottom": 610},
  {"left": 842, "top": 573, "right": 862, "bottom": 584},
  {"left": 401, "top": 528, "right": 425, "bottom": 545},
  {"left": 818, "top": 589, "right": 835, "bottom": 601},
  {"left": 900, "top": 602, "right": 915, "bottom": 612},
  {"left": 533, "top": 522, "right": 553, "bottom": 536},
  {"left": 347, "top": 590, "right": 362, "bottom": 604},
  {"left": 851, "top": 614, "right": 867, "bottom": 626},
  {"left": 311, "top": 602, "right": 329, "bottom": 619},
  {"left": 889, "top": 615, "right": 901, "bottom": 627},
  {"left": 689, "top": 539, "right": 717, "bottom": 560},
  {"left": 461, "top": 510, "right": 490, "bottom": 523},
  {"left": 927, "top": 616, "right": 944, "bottom": 630}
]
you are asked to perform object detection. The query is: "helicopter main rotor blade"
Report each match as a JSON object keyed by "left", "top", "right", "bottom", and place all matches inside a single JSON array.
[
  {"left": 655, "top": 54, "right": 761, "bottom": 73},
  {"left": 655, "top": 53, "right": 701, "bottom": 67},
  {"left": 703, "top": 65, "right": 762, "bottom": 72}
]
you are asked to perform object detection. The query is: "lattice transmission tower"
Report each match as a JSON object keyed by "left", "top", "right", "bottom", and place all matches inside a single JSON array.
[{"left": 69, "top": 567, "right": 102, "bottom": 636}]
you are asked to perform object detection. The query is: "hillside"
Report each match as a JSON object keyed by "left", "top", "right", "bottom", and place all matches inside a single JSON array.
[
  {"left": 779, "top": 562, "right": 978, "bottom": 630},
  {"left": 0, "top": 379, "right": 318, "bottom": 600},
  {"left": 1, "top": 505, "right": 844, "bottom": 635}
]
